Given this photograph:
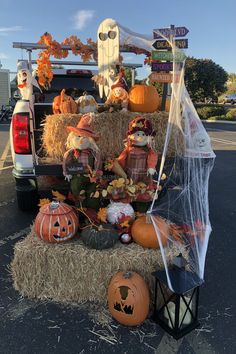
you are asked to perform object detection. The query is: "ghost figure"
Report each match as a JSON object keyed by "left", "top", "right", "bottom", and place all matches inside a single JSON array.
[
  {"left": 97, "top": 18, "right": 120, "bottom": 98},
  {"left": 17, "top": 61, "right": 41, "bottom": 102},
  {"left": 185, "top": 130, "right": 213, "bottom": 157}
]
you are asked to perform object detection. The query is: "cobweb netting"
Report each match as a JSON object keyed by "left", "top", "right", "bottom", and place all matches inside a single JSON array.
[{"left": 118, "top": 24, "right": 216, "bottom": 291}]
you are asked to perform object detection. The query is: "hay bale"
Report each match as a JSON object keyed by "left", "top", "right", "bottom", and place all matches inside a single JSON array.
[
  {"left": 11, "top": 228, "right": 188, "bottom": 305},
  {"left": 42, "top": 111, "right": 178, "bottom": 161}
]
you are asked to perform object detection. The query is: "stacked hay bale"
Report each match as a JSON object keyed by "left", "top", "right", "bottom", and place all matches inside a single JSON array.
[
  {"left": 11, "top": 228, "right": 188, "bottom": 305},
  {"left": 42, "top": 111, "right": 180, "bottom": 161}
]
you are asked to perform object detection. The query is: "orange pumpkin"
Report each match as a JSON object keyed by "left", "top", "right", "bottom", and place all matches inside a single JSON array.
[
  {"left": 34, "top": 201, "right": 79, "bottom": 243},
  {"left": 60, "top": 89, "right": 78, "bottom": 114},
  {"left": 128, "top": 85, "right": 159, "bottom": 113},
  {"left": 108, "top": 271, "right": 150, "bottom": 326},
  {"left": 131, "top": 215, "right": 169, "bottom": 249},
  {"left": 52, "top": 95, "right": 61, "bottom": 114}
]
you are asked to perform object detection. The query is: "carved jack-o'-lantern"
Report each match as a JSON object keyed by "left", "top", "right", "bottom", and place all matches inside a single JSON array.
[
  {"left": 34, "top": 201, "right": 79, "bottom": 243},
  {"left": 108, "top": 271, "right": 150, "bottom": 326}
]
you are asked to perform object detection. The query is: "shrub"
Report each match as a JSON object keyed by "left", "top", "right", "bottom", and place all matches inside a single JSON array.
[
  {"left": 226, "top": 109, "right": 236, "bottom": 120},
  {"left": 196, "top": 106, "right": 227, "bottom": 120},
  {"left": 207, "top": 115, "right": 225, "bottom": 121}
]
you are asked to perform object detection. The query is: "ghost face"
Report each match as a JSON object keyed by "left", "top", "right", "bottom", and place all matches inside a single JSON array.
[
  {"left": 98, "top": 23, "right": 119, "bottom": 58},
  {"left": 130, "top": 131, "right": 148, "bottom": 146},
  {"left": 193, "top": 132, "right": 211, "bottom": 150},
  {"left": 17, "top": 70, "right": 29, "bottom": 87}
]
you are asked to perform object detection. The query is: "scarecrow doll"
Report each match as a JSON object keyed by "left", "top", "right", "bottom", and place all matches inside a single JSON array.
[
  {"left": 98, "top": 75, "right": 129, "bottom": 113},
  {"left": 117, "top": 116, "right": 158, "bottom": 185},
  {"left": 63, "top": 113, "right": 101, "bottom": 208}
]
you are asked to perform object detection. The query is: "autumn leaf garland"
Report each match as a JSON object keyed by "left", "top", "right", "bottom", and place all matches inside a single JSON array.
[{"left": 37, "top": 32, "right": 97, "bottom": 88}]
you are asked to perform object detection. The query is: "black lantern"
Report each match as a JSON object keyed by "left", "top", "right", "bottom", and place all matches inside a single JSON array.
[{"left": 152, "top": 254, "right": 203, "bottom": 340}]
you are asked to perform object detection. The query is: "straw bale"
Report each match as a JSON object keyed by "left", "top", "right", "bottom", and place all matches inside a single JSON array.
[
  {"left": 41, "top": 111, "right": 178, "bottom": 161},
  {"left": 11, "top": 228, "right": 188, "bottom": 305}
]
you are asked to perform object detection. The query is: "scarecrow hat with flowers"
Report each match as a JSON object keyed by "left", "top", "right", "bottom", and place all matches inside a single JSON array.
[
  {"left": 128, "top": 116, "right": 156, "bottom": 137},
  {"left": 67, "top": 113, "right": 99, "bottom": 140}
]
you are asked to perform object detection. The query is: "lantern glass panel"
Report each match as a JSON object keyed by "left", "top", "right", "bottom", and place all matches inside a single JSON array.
[{"left": 152, "top": 270, "right": 202, "bottom": 339}]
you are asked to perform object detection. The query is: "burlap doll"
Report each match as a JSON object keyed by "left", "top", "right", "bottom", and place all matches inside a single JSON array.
[{"left": 63, "top": 113, "right": 101, "bottom": 208}]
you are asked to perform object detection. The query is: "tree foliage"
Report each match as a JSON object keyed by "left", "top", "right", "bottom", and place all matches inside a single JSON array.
[{"left": 184, "top": 57, "right": 228, "bottom": 102}]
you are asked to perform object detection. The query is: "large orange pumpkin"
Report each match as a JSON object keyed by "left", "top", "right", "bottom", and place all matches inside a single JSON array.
[
  {"left": 108, "top": 271, "right": 150, "bottom": 326},
  {"left": 128, "top": 85, "right": 159, "bottom": 113},
  {"left": 34, "top": 201, "right": 79, "bottom": 243},
  {"left": 131, "top": 215, "right": 169, "bottom": 249}
]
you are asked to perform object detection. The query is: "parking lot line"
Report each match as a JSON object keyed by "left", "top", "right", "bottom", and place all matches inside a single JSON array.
[
  {"left": 211, "top": 137, "right": 236, "bottom": 146},
  {"left": 0, "top": 140, "right": 10, "bottom": 175}
]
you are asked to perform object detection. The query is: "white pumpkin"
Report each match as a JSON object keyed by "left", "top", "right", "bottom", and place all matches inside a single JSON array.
[
  {"left": 106, "top": 202, "right": 135, "bottom": 225},
  {"left": 76, "top": 92, "right": 98, "bottom": 114}
]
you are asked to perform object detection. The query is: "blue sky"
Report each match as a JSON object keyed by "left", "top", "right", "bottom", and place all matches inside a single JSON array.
[{"left": 0, "top": 0, "right": 235, "bottom": 79}]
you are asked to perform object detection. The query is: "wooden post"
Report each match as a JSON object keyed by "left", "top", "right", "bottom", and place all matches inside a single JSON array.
[{"left": 161, "top": 25, "right": 175, "bottom": 111}]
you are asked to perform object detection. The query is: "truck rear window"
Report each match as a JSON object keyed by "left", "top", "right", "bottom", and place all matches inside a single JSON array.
[{"left": 34, "top": 75, "right": 101, "bottom": 103}]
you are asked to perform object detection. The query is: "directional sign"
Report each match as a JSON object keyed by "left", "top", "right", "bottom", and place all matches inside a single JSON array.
[
  {"left": 151, "top": 62, "right": 173, "bottom": 72},
  {"left": 149, "top": 72, "right": 180, "bottom": 83},
  {"left": 152, "top": 50, "right": 186, "bottom": 62},
  {"left": 153, "top": 26, "right": 189, "bottom": 39},
  {"left": 152, "top": 39, "right": 188, "bottom": 50}
]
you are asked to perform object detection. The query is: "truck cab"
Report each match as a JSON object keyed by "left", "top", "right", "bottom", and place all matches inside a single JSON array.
[{"left": 10, "top": 65, "right": 100, "bottom": 210}]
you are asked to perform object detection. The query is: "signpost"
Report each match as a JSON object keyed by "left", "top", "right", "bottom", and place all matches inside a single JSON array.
[
  {"left": 153, "top": 26, "right": 189, "bottom": 39},
  {"left": 151, "top": 50, "right": 186, "bottom": 62},
  {"left": 152, "top": 39, "right": 188, "bottom": 50},
  {"left": 151, "top": 24, "right": 189, "bottom": 111}
]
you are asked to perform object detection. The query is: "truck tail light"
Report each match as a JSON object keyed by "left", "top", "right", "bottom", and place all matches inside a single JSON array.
[{"left": 12, "top": 113, "right": 31, "bottom": 154}]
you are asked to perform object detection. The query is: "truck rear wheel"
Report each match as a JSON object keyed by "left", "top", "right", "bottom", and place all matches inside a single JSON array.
[
  {"left": 15, "top": 178, "right": 39, "bottom": 211},
  {"left": 16, "top": 189, "right": 39, "bottom": 211}
]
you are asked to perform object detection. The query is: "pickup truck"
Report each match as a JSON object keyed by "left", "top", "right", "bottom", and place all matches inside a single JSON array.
[{"left": 10, "top": 63, "right": 100, "bottom": 210}]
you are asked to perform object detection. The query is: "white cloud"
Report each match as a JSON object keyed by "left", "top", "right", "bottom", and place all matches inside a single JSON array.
[
  {"left": 0, "top": 26, "right": 23, "bottom": 36},
  {"left": 73, "top": 10, "right": 95, "bottom": 31},
  {"left": 0, "top": 53, "right": 8, "bottom": 59}
]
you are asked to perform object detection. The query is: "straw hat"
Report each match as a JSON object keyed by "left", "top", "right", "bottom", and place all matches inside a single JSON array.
[{"left": 67, "top": 113, "right": 99, "bottom": 140}]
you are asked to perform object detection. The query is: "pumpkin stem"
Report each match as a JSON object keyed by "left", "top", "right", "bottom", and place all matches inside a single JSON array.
[
  {"left": 123, "top": 271, "right": 132, "bottom": 279},
  {"left": 74, "top": 204, "right": 99, "bottom": 229}
]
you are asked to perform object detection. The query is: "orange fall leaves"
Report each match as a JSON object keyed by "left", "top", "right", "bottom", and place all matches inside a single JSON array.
[{"left": 37, "top": 32, "right": 96, "bottom": 88}]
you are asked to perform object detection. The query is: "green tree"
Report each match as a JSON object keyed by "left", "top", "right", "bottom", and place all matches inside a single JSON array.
[
  {"left": 184, "top": 57, "right": 228, "bottom": 102},
  {"left": 124, "top": 67, "right": 137, "bottom": 88}
]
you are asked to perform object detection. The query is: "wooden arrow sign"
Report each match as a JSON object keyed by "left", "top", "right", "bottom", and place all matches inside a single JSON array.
[
  {"left": 149, "top": 72, "right": 180, "bottom": 83},
  {"left": 152, "top": 39, "right": 188, "bottom": 50},
  {"left": 151, "top": 50, "right": 186, "bottom": 61},
  {"left": 153, "top": 26, "right": 189, "bottom": 39},
  {"left": 151, "top": 62, "right": 173, "bottom": 72}
]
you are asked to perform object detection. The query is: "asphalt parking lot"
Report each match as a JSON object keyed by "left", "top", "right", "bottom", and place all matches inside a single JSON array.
[{"left": 0, "top": 121, "right": 235, "bottom": 354}]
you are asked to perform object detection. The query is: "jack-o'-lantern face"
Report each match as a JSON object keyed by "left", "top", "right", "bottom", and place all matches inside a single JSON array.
[
  {"left": 34, "top": 201, "right": 79, "bottom": 243},
  {"left": 113, "top": 286, "right": 135, "bottom": 315},
  {"left": 52, "top": 216, "right": 74, "bottom": 242},
  {"left": 108, "top": 271, "right": 150, "bottom": 326}
]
